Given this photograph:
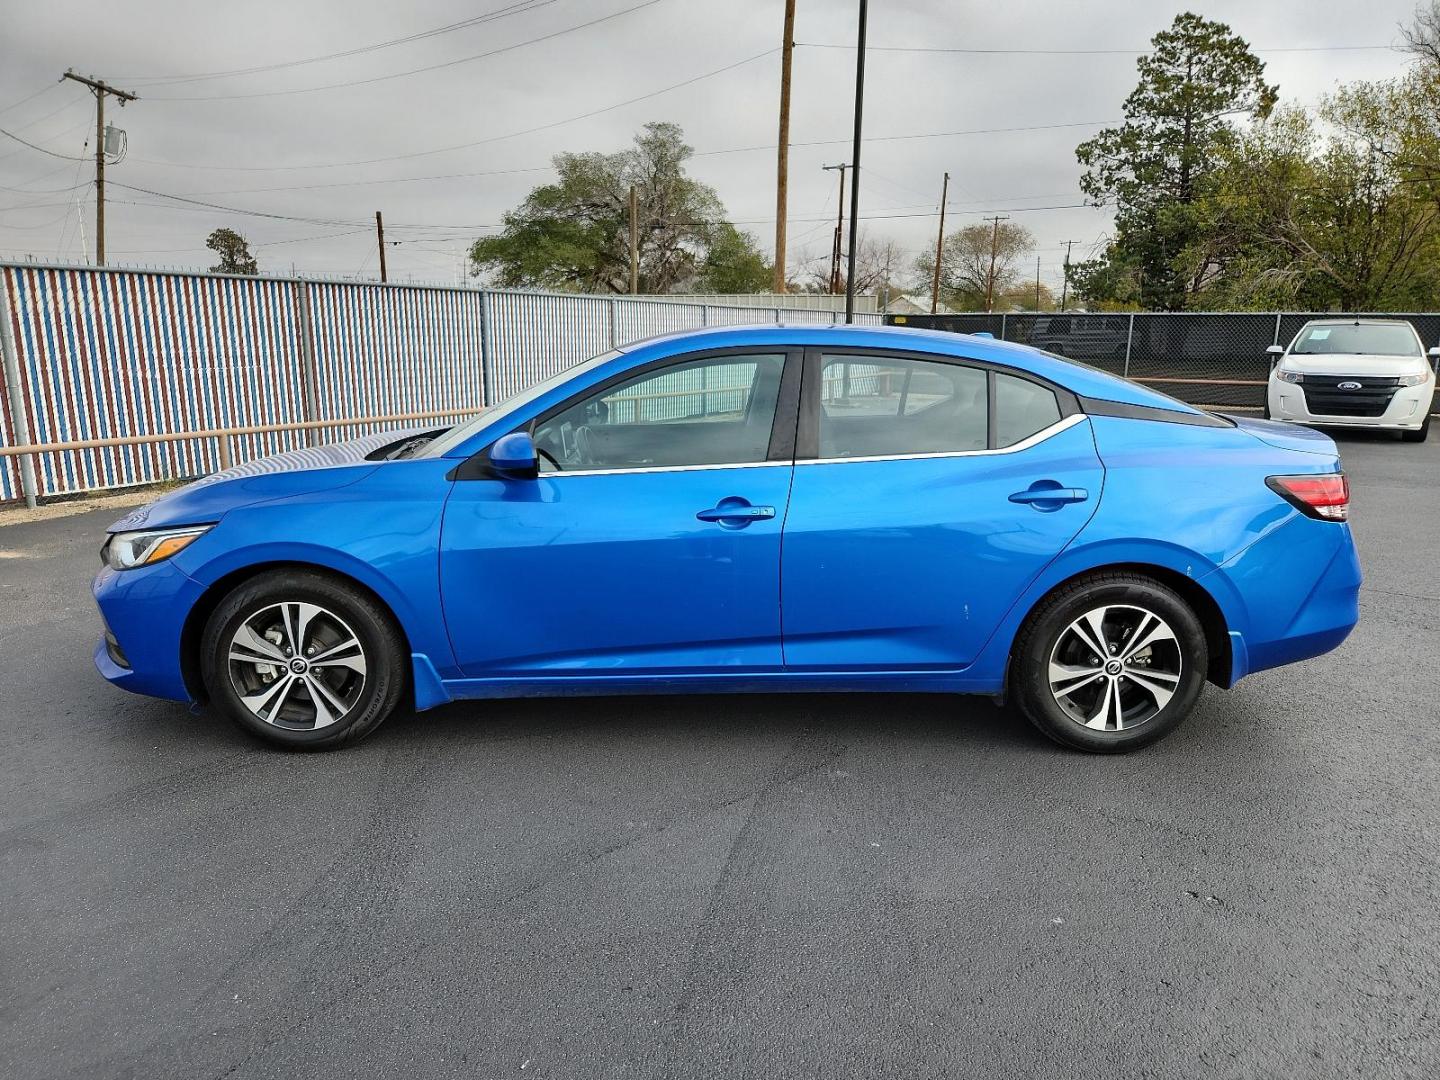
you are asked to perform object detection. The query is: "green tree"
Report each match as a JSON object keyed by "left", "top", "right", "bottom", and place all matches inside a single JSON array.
[
  {"left": 206, "top": 227, "right": 258, "bottom": 275},
  {"left": 1192, "top": 87, "right": 1440, "bottom": 310},
  {"left": 696, "top": 223, "right": 771, "bottom": 292},
  {"left": 911, "top": 221, "right": 1035, "bottom": 311},
  {"left": 1074, "top": 12, "right": 1276, "bottom": 309},
  {"left": 469, "top": 122, "right": 771, "bottom": 294}
]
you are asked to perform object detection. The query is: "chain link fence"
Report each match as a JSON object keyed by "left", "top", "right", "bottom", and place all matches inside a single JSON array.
[{"left": 886, "top": 312, "right": 1440, "bottom": 415}]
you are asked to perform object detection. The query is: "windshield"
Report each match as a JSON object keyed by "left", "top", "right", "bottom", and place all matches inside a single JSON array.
[
  {"left": 421, "top": 349, "right": 623, "bottom": 457},
  {"left": 1292, "top": 323, "right": 1420, "bottom": 357}
]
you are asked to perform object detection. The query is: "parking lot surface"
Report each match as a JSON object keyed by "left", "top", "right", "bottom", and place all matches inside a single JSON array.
[{"left": 1, "top": 432, "right": 1437, "bottom": 1080}]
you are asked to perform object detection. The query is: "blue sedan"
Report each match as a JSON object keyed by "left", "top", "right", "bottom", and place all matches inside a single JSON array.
[{"left": 92, "top": 325, "right": 1361, "bottom": 752}]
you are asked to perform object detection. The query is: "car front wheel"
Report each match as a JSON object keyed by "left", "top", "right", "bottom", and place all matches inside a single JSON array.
[
  {"left": 200, "top": 570, "right": 406, "bottom": 750},
  {"left": 1010, "top": 573, "right": 1208, "bottom": 753}
]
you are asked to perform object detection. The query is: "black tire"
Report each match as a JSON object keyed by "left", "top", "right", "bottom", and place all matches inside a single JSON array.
[
  {"left": 1010, "top": 572, "right": 1208, "bottom": 753},
  {"left": 201, "top": 570, "right": 406, "bottom": 750},
  {"left": 1262, "top": 399, "right": 1272, "bottom": 420},
  {"left": 1401, "top": 413, "right": 1430, "bottom": 443}
]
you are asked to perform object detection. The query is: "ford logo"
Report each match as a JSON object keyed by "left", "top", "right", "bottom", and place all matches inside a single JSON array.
[{"left": 1337, "top": 380, "right": 1363, "bottom": 391}]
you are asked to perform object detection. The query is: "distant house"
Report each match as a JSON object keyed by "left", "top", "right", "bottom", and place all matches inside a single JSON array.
[{"left": 885, "top": 294, "right": 954, "bottom": 316}]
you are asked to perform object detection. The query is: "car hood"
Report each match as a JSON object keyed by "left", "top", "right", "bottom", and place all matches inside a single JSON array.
[
  {"left": 106, "top": 427, "right": 433, "bottom": 533},
  {"left": 1228, "top": 415, "right": 1340, "bottom": 458},
  {"left": 1278, "top": 353, "right": 1430, "bottom": 377}
]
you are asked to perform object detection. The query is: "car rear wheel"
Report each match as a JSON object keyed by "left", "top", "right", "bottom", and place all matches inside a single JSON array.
[
  {"left": 1401, "top": 413, "right": 1430, "bottom": 442},
  {"left": 1010, "top": 573, "right": 1208, "bottom": 753},
  {"left": 201, "top": 570, "right": 406, "bottom": 750}
]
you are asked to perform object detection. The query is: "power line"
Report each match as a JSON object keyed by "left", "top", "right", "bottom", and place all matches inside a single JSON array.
[
  {"left": 128, "top": 116, "right": 1109, "bottom": 199},
  {"left": 0, "top": 83, "right": 61, "bottom": 117},
  {"left": 143, "top": 0, "right": 666, "bottom": 101},
  {"left": 0, "top": 123, "right": 90, "bottom": 161},
  {"left": 128, "top": 47, "right": 776, "bottom": 174},
  {"left": 796, "top": 40, "right": 1397, "bottom": 55},
  {"left": 112, "top": 1, "right": 559, "bottom": 86}
]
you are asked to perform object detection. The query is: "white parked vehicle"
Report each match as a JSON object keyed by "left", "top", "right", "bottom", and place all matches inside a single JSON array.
[{"left": 1265, "top": 319, "right": 1436, "bottom": 443}]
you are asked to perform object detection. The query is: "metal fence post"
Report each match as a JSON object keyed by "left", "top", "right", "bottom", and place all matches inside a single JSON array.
[
  {"left": 701, "top": 304, "right": 711, "bottom": 327},
  {"left": 0, "top": 269, "right": 38, "bottom": 508},
  {"left": 295, "top": 282, "right": 321, "bottom": 447},
  {"left": 479, "top": 290, "right": 496, "bottom": 405},
  {"left": 1124, "top": 313, "right": 1135, "bottom": 378},
  {"left": 608, "top": 297, "right": 619, "bottom": 349},
  {"left": 774, "top": 306, "right": 782, "bottom": 323},
  {"left": 1000, "top": 313, "right": 1007, "bottom": 341},
  {"left": 1273, "top": 312, "right": 1282, "bottom": 347}
]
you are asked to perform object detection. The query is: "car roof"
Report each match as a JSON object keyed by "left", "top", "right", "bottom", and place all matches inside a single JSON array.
[
  {"left": 1300, "top": 318, "right": 1416, "bottom": 327},
  {"left": 616, "top": 323, "right": 1203, "bottom": 414}
]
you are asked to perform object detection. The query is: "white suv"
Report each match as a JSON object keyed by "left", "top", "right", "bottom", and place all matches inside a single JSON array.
[{"left": 1266, "top": 319, "right": 1436, "bottom": 443}]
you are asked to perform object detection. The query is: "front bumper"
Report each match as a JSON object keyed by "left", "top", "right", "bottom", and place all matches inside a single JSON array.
[
  {"left": 1268, "top": 381, "right": 1435, "bottom": 430},
  {"left": 92, "top": 558, "right": 207, "bottom": 704}
]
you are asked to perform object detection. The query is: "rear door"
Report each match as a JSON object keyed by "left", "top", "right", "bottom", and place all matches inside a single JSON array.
[{"left": 779, "top": 348, "right": 1103, "bottom": 671}]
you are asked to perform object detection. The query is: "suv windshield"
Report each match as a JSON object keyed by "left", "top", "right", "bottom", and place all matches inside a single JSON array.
[{"left": 1292, "top": 323, "right": 1420, "bottom": 356}]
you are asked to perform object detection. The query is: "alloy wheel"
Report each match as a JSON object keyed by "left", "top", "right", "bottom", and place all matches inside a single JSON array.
[
  {"left": 1047, "top": 604, "right": 1182, "bottom": 732},
  {"left": 226, "top": 602, "right": 367, "bottom": 730}
]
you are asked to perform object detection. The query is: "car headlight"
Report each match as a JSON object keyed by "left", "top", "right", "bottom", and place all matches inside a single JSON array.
[
  {"left": 102, "top": 525, "right": 212, "bottom": 571},
  {"left": 1397, "top": 370, "right": 1433, "bottom": 387},
  {"left": 1274, "top": 369, "right": 1304, "bottom": 384}
]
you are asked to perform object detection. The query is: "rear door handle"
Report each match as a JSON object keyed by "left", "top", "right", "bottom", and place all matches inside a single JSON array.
[
  {"left": 1009, "top": 484, "right": 1089, "bottom": 508},
  {"left": 696, "top": 497, "right": 776, "bottom": 527}
]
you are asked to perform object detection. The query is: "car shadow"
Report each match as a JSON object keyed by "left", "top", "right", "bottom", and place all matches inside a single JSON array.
[{"left": 373, "top": 691, "right": 1058, "bottom": 755}]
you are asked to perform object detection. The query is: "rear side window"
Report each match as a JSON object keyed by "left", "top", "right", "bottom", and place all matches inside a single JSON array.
[
  {"left": 819, "top": 355, "right": 987, "bottom": 458},
  {"left": 994, "top": 373, "right": 1061, "bottom": 448}
]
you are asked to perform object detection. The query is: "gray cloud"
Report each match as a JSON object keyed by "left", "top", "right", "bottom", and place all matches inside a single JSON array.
[{"left": 0, "top": 0, "right": 1417, "bottom": 292}]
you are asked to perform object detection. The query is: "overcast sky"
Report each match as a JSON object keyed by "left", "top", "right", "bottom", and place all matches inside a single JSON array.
[{"left": 0, "top": 0, "right": 1423, "bottom": 293}]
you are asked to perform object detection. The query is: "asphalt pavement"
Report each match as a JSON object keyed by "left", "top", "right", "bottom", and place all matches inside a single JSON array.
[{"left": 1, "top": 431, "right": 1437, "bottom": 1079}]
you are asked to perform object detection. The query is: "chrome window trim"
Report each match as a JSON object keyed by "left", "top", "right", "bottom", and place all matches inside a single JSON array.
[
  {"left": 536, "top": 413, "right": 1086, "bottom": 478},
  {"left": 797, "top": 412, "right": 1085, "bottom": 466},
  {"left": 539, "top": 460, "right": 792, "bottom": 480}
]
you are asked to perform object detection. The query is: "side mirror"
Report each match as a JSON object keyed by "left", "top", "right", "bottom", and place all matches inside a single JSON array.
[
  {"left": 489, "top": 431, "right": 538, "bottom": 480},
  {"left": 1428, "top": 346, "right": 1440, "bottom": 359},
  {"left": 1266, "top": 345, "right": 1285, "bottom": 356}
]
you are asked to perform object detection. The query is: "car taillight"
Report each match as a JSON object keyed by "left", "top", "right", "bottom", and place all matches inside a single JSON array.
[{"left": 1266, "top": 474, "right": 1349, "bottom": 522}]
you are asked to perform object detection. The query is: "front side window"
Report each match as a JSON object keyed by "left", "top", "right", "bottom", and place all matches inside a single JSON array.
[
  {"left": 819, "top": 354, "right": 987, "bottom": 458},
  {"left": 532, "top": 353, "right": 785, "bottom": 472}
]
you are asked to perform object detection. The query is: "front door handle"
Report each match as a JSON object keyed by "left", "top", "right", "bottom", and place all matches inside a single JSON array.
[
  {"left": 696, "top": 497, "right": 776, "bottom": 527},
  {"left": 1009, "top": 482, "right": 1089, "bottom": 510}
]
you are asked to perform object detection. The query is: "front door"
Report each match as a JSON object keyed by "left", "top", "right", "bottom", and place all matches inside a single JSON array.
[
  {"left": 440, "top": 350, "right": 798, "bottom": 678},
  {"left": 780, "top": 349, "right": 1103, "bottom": 671}
]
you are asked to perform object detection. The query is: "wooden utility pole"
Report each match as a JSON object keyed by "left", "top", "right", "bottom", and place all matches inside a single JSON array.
[
  {"left": 822, "top": 163, "right": 848, "bottom": 294},
  {"left": 773, "top": 0, "right": 797, "bottom": 293},
  {"left": 61, "top": 71, "right": 137, "bottom": 266},
  {"left": 982, "top": 214, "right": 1009, "bottom": 313},
  {"left": 628, "top": 184, "right": 639, "bottom": 294},
  {"left": 929, "top": 171, "right": 949, "bottom": 314},
  {"left": 1060, "top": 239, "right": 1078, "bottom": 311},
  {"left": 844, "top": 0, "right": 869, "bottom": 324},
  {"left": 375, "top": 211, "right": 388, "bottom": 283}
]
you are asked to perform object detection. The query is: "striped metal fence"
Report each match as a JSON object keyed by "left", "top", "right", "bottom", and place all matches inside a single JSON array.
[{"left": 0, "top": 261, "right": 878, "bottom": 506}]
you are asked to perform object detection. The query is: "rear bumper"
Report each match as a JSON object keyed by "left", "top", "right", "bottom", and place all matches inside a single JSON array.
[
  {"left": 1268, "top": 382, "right": 1434, "bottom": 429},
  {"left": 92, "top": 560, "right": 204, "bottom": 704},
  {"left": 1213, "top": 514, "right": 1361, "bottom": 682}
]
